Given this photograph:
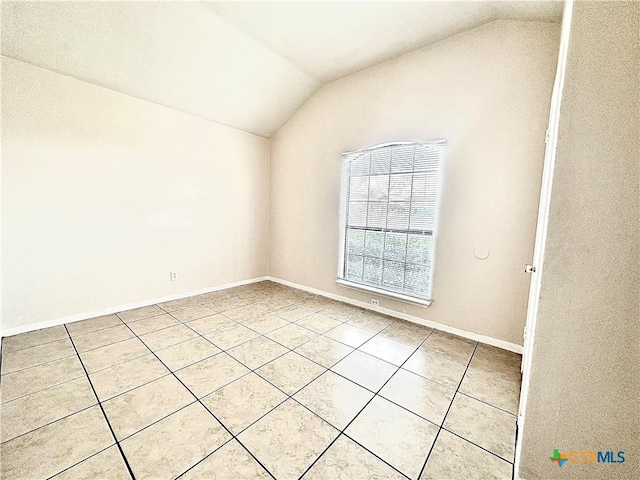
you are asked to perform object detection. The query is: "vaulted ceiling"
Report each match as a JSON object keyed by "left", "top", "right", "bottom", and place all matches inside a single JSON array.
[{"left": 1, "top": 1, "right": 562, "bottom": 138}]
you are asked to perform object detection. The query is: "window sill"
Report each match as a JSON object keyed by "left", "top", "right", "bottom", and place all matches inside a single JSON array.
[{"left": 335, "top": 279, "right": 433, "bottom": 307}]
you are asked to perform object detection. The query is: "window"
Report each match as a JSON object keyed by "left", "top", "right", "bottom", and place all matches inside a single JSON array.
[{"left": 337, "top": 141, "right": 444, "bottom": 305}]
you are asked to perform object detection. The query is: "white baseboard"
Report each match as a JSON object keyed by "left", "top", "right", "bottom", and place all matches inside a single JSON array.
[
  {"left": 267, "top": 276, "right": 523, "bottom": 354},
  {"left": 2, "top": 275, "right": 524, "bottom": 354},
  {"left": 0, "top": 276, "right": 268, "bottom": 338}
]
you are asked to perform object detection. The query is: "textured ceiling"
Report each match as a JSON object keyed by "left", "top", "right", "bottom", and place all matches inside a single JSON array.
[{"left": 1, "top": 1, "right": 562, "bottom": 138}]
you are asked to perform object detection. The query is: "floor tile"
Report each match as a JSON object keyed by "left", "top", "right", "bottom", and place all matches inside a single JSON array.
[
  {"left": 345, "top": 396, "right": 438, "bottom": 479},
  {"left": 257, "top": 352, "right": 326, "bottom": 395},
  {"left": 459, "top": 368, "right": 521, "bottom": 414},
  {"left": 2, "top": 325, "right": 69, "bottom": 353},
  {"left": 0, "top": 406, "right": 114, "bottom": 480},
  {"left": 296, "top": 313, "right": 343, "bottom": 333},
  {"left": 322, "top": 304, "right": 363, "bottom": 322},
  {"left": 302, "top": 435, "right": 405, "bottom": 480},
  {"left": 204, "top": 296, "right": 248, "bottom": 312},
  {"left": 420, "top": 430, "right": 512, "bottom": 480},
  {"left": 224, "top": 305, "right": 266, "bottom": 323},
  {"left": 228, "top": 336, "right": 289, "bottom": 370},
  {"left": 469, "top": 344, "right": 522, "bottom": 383},
  {"left": 238, "top": 400, "right": 338, "bottom": 480},
  {"left": 0, "top": 283, "right": 523, "bottom": 480},
  {"left": 72, "top": 325, "right": 134, "bottom": 352},
  {"left": 295, "top": 335, "right": 354, "bottom": 368},
  {"left": 126, "top": 314, "right": 180, "bottom": 336},
  {"left": 157, "top": 296, "right": 202, "bottom": 313},
  {"left": 186, "top": 314, "right": 235, "bottom": 335},
  {"left": 379, "top": 321, "right": 433, "bottom": 348},
  {"left": 66, "top": 314, "right": 123, "bottom": 337},
  {"left": 175, "top": 353, "right": 250, "bottom": 398},
  {"left": 118, "top": 305, "right": 165, "bottom": 323},
  {"left": 275, "top": 304, "right": 314, "bottom": 321},
  {"left": 121, "top": 403, "right": 230, "bottom": 480},
  {"left": 297, "top": 296, "right": 336, "bottom": 312},
  {"left": 181, "top": 439, "right": 270, "bottom": 479},
  {"left": 294, "top": 371, "right": 373, "bottom": 429},
  {"left": 1, "top": 355, "right": 86, "bottom": 402},
  {"left": 331, "top": 350, "right": 397, "bottom": 392},
  {"left": 403, "top": 349, "right": 467, "bottom": 389},
  {"left": 420, "top": 330, "right": 476, "bottom": 365},
  {"left": 325, "top": 324, "right": 375, "bottom": 348},
  {"left": 444, "top": 393, "right": 516, "bottom": 461},
  {"left": 360, "top": 335, "right": 415, "bottom": 366},
  {"left": 205, "top": 324, "right": 259, "bottom": 350},
  {"left": 170, "top": 305, "right": 217, "bottom": 322},
  {"left": 380, "top": 369, "right": 455, "bottom": 425},
  {"left": 155, "top": 337, "right": 220, "bottom": 371},
  {"left": 102, "top": 375, "right": 194, "bottom": 440},
  {"left": 234, "top": 291, "right": 269, "bottom": 303},
  {"left": 347, "top": 312, "right": 395, "bottom": 333},
  {"left": 89, "top": 354, "right": 169, "bottom": 401},
  {"left": 79, "top": 338, "right": 150, "bottom": 373},
  {"left": 52, "top": 446, "right": 131, "bottom": 480},
  {"left": 253, "top": 297, "right": 292, "bottom": 312},
  {"left": 1, "top": 337, "right": 76, "bottom": 374},
  {"left": 243, "top": 313, "right": 290, "bottom": 334},
  {"left": 192, "top": 290, "right": 232, "bottom": 304},
  {"left": 202, "top": 373, "right": 287, "bottom": 434},
  {"left": 1, "top": 377, "right": 96, "bottom": 442},
  {"left": 266, "top": 323, "right": 318, "bottom": 349},
  {"left": 274, "top": 290, "right": 311, "bottom": 303},
  {"left": 140, "top": 324, "right": 199, "bottom": 351}
]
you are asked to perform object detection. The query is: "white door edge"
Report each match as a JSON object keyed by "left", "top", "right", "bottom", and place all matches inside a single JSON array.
[{"left": 514, "top": 0, "right": 574, "bottom": 477}]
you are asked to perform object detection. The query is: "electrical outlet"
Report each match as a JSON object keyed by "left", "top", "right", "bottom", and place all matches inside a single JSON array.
[
  {"left": 170, "top": 271, "right": 178, "bottom": 281},
  {"left": 371, "top": 298, "right": 380, "bottom": 306}
]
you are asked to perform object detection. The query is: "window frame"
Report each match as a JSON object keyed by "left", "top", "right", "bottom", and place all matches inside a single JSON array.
[{"left": 336, "top": 140, "right": 445, "bottom": 307}]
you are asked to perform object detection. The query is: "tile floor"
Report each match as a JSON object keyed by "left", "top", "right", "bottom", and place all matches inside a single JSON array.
[{"left": 0, "top": 281, "right": 522, "bottom": 480}]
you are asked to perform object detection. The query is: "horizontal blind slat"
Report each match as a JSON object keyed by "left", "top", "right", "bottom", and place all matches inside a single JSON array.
[{"left": 341, "top": 141, "right": 442, "bottom": 301}]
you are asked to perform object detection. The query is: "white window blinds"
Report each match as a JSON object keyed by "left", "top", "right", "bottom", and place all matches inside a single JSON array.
[{"left": 338, "top": 141, "right": 444, "bottom": 302}]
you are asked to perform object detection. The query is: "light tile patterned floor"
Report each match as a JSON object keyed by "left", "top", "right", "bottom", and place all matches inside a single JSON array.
[{"left": 0, "top": 281, "right": 522, "bottom": 479}]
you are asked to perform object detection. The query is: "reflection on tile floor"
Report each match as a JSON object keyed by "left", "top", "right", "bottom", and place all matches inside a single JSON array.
[{"left": 0, "top": 281, "right": 522, "bottom": 479}]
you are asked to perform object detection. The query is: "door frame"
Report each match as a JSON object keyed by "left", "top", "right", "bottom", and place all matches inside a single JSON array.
[{"left": 514, "top": 0, "right": 574, "bottom": 476}]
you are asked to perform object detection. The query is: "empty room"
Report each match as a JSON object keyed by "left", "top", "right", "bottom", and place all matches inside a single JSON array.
[{"left": 1, "top": 1, "right": 637, "bottom": 479}]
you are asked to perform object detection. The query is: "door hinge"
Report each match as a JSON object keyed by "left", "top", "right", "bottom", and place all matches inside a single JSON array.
[
  {"left": 525, "top": 264, "right": 536, "bottom": 274},
  {"left": 545, "top": 128, "right": 550, "bottom": 144}
]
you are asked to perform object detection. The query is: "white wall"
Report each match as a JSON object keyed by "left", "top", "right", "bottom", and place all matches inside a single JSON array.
[
  {"left": 1, "top": 57, "right": 270, "bottom": 333},
  {"left": 518, "top": 2, "right": 639, "bottom": 478},
  {"left": 270, "top": 20, "right": 560, "bottom": 346}
]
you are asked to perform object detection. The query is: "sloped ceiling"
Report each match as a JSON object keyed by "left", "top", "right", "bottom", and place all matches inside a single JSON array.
[
  {"left": 1, "top": 1, "right": 562, "bottom": 138},
  {"left": 211, "top": 1, "right": 563, "bottom": 82}
]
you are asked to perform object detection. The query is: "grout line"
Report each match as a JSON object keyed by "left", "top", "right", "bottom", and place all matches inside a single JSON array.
[
  {"left": 416, "top": 342, "right": 479, "bottom": 479},
  {"left": 7, "top": 281, "right": 519, "bottom": 479},
  {"left": 3, "top": 402, "right": 97, "bottom": 446},
  {"left": 0, "top": 334, "right": 74, "bottom": 356},
  {"left": 0, "top": 352, "right": 79, "bottom": 377},
  {"left": 455, "top": 390, "right": 518, "bottom": 416},
  {"left": 63, "top": 325, "right": 138, "bottom": 480},
  {"left": 296, "top": 325, "right": 437, "bottom": 479},
  {"left": 1, "top": 370, "right": 88, "bottom": 405},
  {"left": 174, "top": 436, "right": 237, "bottom": 479},
  {"left": 441, "top": 427, "right": 515, "bottom": 465},
  {"left": 116, "top": 312, "right": 278, "bottom": 480},
  {"left": 45, "top": 444, "right": 118, "bottom": 480},
  {"left": 155, "top": 292, "right": 415, "bottom": 477}
]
